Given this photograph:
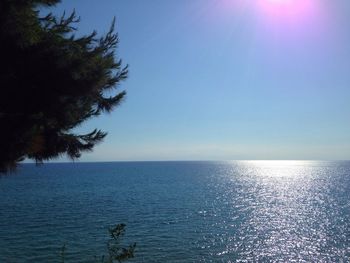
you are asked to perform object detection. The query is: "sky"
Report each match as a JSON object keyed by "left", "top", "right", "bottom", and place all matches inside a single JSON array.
[{"left": 50, "top": 0, "right": 350, "bottom": 161}]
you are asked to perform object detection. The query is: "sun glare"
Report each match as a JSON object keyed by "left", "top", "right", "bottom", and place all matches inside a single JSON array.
[
  {"left": 221, "top": 0, "right": 324, "bottom": 29},
  {"left": 266, "top": 0, "right": 290, "bottom": 4},
  {"left": 256, "top": 0, "right": 320, "bottom": 26}
]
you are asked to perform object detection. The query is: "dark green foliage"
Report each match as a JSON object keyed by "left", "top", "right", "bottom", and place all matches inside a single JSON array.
[
  {"left": 60, "top": 224, "right": 136, "bottom": 263},
  {"left": 0, "top": 0, "right": 128, "bottom": 172},
  {"left": 106, "top": 224, "right": 136, "bottom": 263}
]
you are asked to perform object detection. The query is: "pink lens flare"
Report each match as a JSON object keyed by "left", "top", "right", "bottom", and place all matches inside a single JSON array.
[
  {"left": 216, "top": 0, "right": 330, "bottom": 44},
  {"left": 219, "top": 0, "right": 327, "bottom": 29},
  {"left": 256, "top": 0, "right": 322, "bottom": 27}
]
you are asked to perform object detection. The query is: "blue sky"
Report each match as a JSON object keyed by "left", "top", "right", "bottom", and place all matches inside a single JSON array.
[{"left": 51, "top": 0, "right": 350, "bottom": 161}]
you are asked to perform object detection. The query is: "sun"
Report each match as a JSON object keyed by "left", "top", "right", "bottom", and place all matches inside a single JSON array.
[
  {"left": 255, "top": 0, "right": 319, "bottom": 26},
  {"left": 219, "top": 0, "right": 326, "bottom": 37}
]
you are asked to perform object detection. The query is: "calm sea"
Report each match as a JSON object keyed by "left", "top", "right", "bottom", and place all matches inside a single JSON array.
[{"left": 0, "top": 161, "right": 349, "bottom": 262}]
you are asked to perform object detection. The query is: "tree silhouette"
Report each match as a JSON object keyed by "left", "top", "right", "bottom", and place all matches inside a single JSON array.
[{"left": 0, "top": 0, "right": 128, "bottom": 172}]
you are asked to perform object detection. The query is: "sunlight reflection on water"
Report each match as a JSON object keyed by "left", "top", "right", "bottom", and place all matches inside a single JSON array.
[{"left": 213, "top": 160, "right": 349, "bottom": 261}]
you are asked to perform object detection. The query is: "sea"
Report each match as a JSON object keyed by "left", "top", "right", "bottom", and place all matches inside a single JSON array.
[{"left": 0, "top": 161, "right": 349, "bottom": 262}]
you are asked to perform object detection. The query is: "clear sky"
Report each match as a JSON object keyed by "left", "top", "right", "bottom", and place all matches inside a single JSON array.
[{"left": 51, "top": 0, "right": 350, "bottom": 161}]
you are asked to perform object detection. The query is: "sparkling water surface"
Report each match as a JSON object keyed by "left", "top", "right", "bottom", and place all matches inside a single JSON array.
[{"left": 0, "top": 161, "right": 349, "bottom": 262}]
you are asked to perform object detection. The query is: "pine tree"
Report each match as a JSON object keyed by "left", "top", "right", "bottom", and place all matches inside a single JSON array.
[{"left": 0, "top": 0, "right": 128, "bottom": 172}]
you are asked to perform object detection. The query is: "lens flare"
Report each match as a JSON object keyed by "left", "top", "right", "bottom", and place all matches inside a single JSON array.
[
  {"left": 212, "top": 0, "right": 330, "bottom": 46},
  {"left": 256, "top": 0, "right": 321, "bottom": 27}
]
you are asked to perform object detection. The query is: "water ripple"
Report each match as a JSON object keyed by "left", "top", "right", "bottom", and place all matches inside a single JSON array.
[{"left": 0, "top": 161, "right": 349, "bottom": 262}]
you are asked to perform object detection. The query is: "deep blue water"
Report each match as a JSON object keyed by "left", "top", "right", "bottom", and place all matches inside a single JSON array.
[{"left": 0, "top": 161, "right": 349, "bottom": 262}]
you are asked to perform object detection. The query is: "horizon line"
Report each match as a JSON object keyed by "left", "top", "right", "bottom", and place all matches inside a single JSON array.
[{"left": 21, "top": 159, "right": 350, "bottom": 164}]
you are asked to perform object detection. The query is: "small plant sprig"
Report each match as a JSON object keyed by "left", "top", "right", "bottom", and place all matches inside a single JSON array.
[
  {"left": 60, "top": 223, "right": 136, "bottom": 263},
  {"left": 106, "top": 224, "right": 136, "bottom": 263}
]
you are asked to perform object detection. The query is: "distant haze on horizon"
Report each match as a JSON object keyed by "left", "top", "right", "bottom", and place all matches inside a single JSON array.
[{"left": 47, "top": 0, "right": 350, "bottom": 161}]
